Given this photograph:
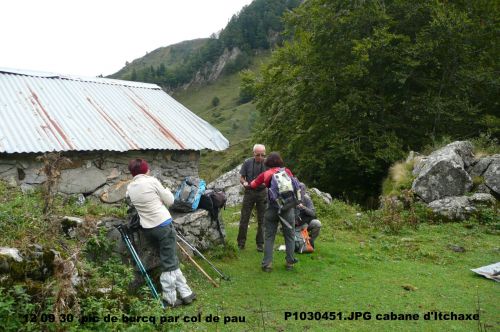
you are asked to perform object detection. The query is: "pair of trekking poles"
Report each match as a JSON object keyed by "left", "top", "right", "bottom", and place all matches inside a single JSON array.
[{"left": 115, "top": 224, "right": 229, "bottom": 307}]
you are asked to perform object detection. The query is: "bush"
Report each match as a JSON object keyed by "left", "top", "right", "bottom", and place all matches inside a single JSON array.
[{"left": 211, "top": 96, "right": 220, "bottom": 107}]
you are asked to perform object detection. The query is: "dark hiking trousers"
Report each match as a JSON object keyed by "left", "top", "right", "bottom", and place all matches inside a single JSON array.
[
  {"left": 237, "top": 188, "right": 267, "bottom": 248},
  {"left": 142, "top": 223, "right": 179, "bottom": 272}
]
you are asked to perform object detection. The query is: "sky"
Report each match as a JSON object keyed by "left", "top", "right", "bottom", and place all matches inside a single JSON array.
[{"left": 0, "top": 0, "right": 254, "bottom": 77}]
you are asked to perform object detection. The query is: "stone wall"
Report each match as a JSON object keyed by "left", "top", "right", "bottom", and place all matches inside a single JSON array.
[{"left": 0, "top": 150, "right": 200, "bottom": 203}]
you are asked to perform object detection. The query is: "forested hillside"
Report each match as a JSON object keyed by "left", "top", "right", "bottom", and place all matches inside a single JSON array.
[
  {"left": 111, "top": 0, "right": 301, "bottom": 89},
  {"left": 252, "top": 0, "right": 499, "bottom": 204},
  {"left": 111, "top": 0, "right": 498, "bottom": 204}
]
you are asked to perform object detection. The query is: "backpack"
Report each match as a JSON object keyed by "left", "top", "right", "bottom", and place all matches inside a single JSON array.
[
  {"left": 126, "top": 206, "right": 142, "bottom": 233},
  {"left": 198, "top": 189, "right": 227, "bottom": 245},
  {"left": 295, "top": 227, "right": 314, "bottom": 253},
  {"left": 198, "top": 189, "right": 227, "bottom": 220},
  {"left": 269, "top": 168, "right": 301, "bottom": 212},
  {"left": 171, "top": 177, "right": 206, "bottom": 212}
]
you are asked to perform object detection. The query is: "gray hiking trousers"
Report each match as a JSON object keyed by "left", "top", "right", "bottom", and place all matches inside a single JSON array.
[{"left": 262, "top": 207, "right": 296, "bottom": 267}]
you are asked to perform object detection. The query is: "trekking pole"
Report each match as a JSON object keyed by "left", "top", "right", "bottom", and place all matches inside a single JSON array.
[
  {"left": 115, "top": 225, "right": 164, "bottom": 308},
  {"left": 177, "top": 243, "right": 219, "bottom": 288},
  {"left": 176, "top": 232, "right": 230, "bottom": 281}
]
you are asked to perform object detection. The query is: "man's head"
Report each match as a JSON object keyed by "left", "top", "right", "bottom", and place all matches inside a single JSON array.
[
  {"left": 128, "top": 159, "right": 149, "bottom": 177},
  {"left": 253, "top": 144, "right": 266, "bottom": 163}
]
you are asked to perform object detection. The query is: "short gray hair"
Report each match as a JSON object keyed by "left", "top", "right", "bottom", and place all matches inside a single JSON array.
[{"left": 253, "top": 144, "right": 265, "bottom": 152}]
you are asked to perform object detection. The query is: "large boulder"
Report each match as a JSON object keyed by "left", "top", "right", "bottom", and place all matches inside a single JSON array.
[
  {"left": 207, "top": 164, "right": 243, "bottom": 207},
  {"left": 412, "top": 141, "right": 474, "bottom": 203},
  {"left": 483, "top": 155, "right": 500, "bottom": 196},
  {"left": 428, "top": 193, "right": 496, "bottom": 220}
]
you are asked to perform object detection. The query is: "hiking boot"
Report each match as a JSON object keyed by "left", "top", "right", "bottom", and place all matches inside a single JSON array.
[
  {"left": 238, "top": 244, "right": 245, "bottom": 250},
  {"left": 286, "top": 258, "right": 298, "bottom": 271},
  {"left": 181, "top": 292, "right": 197, "bottom": 305},
  {"left": 256, "top": 244, "right": 263, "bottom": 252},
  {"left": 163, "top": 299, "right": 183, "bottom": 308},
  {"left": 261, "top": 264, "right": 272, "bottom": 272}
]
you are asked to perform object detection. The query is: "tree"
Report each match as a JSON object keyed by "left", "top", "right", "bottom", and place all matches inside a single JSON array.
[
  {"left": 211, "top": 96, "right": 220, "bottom": 107},
  {"left": 254, "top": 0, "right": 499, "bottom": 203},
  {"left": 239, "top": 70, "right": 257, "bottom": 103}
]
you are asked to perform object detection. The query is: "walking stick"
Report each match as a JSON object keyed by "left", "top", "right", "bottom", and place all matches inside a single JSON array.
[
  {"left": 176, "top": 232, "right": 231, "bottom": 281},
  {"left": 115, "top": 225, "right": 164, "bottom": 308},
  {"left": 177, "top": 243, "right": 219, "bottom": 287}
]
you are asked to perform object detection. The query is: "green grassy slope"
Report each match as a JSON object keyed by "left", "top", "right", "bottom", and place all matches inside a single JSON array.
[
  {"left": 0, "top": 182, "right": 498, "bottom": 331},
  {"left": 109, "top": 39, "right": 209, "bottom": 80}
]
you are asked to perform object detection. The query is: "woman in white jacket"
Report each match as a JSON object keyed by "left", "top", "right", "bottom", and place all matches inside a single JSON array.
[{"left": 126, "top": 159, "right": 196, "bottom": 308}]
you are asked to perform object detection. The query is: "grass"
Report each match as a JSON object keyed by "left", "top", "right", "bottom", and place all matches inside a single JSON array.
[
  {"left": 381, "top": 159, "right": 416, "bottom": 198},
  {"left": 1, "top": 182, "right": 498, "bottom": 331}
]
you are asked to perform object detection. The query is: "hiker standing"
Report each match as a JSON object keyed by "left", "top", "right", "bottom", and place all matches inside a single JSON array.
[
  {"left": 249, "top": 152, "right": 301, "bottom": 271},
  {"left": 237, "top": 144, "right": 268, "bottom": 251},
  {"left": 296, "top": 183, "right": 321, "bottom": 248},
  {"left": 126, "top": 159, "right": 196, "bottom": 308}
]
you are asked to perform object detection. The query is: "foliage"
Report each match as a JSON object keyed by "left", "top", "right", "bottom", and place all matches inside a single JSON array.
[
  {"left": 239, "top": 69, "right": 257, "bottom": 104},
  {"left": 254, "top": 0, "right": 499, "bottom": 204},
  {"left": 211, "top": 96, "right": 220, "bottom": 107},
  {"left": 381, "top": 160, "right": 416, "bottom": 197}
]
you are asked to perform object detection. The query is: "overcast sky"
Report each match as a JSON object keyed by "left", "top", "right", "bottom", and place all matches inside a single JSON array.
[{"left": 0, "top": 0, "right": 253, "bottom": 77}]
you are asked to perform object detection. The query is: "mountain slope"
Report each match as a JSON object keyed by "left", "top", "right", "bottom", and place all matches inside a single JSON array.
[{"left": 109, "top": 38, "right": 210, "bottom": 82}]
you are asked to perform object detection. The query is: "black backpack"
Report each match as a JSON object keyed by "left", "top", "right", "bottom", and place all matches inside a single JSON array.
[{"left": 198, "top": 189, "right": 227, "bottom": 244}]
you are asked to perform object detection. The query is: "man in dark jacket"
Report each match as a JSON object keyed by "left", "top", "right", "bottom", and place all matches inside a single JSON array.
[
  {"left": 296, "top": 183, "right": 321, "bottom": 248},
  {"left": 237, "top": 144, "right": 267, "bottom": 251}
]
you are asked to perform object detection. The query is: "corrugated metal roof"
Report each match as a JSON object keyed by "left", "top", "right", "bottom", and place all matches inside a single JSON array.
[{"left": 0, "top": 67, "right": 229, "bottom": 153}]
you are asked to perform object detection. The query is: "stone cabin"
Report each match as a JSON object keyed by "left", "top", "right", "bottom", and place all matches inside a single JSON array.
[{"left": 0, "top": 68, "right": 228, "bottom": 202}]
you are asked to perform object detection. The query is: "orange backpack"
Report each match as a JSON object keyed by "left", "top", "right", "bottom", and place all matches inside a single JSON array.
[{"left": 295, "top": 227, "right": 314, "bottom": 253}]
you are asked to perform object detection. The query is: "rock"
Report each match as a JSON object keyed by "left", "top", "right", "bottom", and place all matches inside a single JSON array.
[
  {"left": 428, "top": 196, "right": 475, "bottom": 220},
  {"left": 412, "top": 141, "right": 473, "bottom": 203},
  {"left": 310, "top": 188, "right": 333, "bottom": 204},
  {"left": 0, "top": 163, "right": 15, "bottom": 174},
  {"left": 58, "top": 167, "right": 108, "bottom": 194},
  {"left": 76, "top": 194, "right": 86, "bottom": 206},
  {"left": 106, "top": 168, "right": 121, "bottom": 180},
  {"left": 61, "top": 216, "right": 85, "bottom": 238},
  {"left": 483, "top": 156, "right": 500, "bottom": 195},
  {"left": 468, "top": 193, "right": 496, "bottom": 206},
  {"left": 0, "top": 245, "right": 58, "bottom": 281},
  {"left": 100, "top": 180, "right": 130, "bottom": 203},
  {"left": 428, "top": 194, "right": 496, "bottom": 221},
  {"left": 470, "top": 156, "right": 494, "bottom": 177},
  {"left": 475, "top": 184, "right": 492, "bottom": 194},
  {"left": 448, "top": 244, "right": 466, "bottom": 253},
  {"left": 20, "top": 183, "right": 36, "bottom": 194},
  {"left": 207, "top": 164, "right": 243, "bottom": 207},
  {"left": 0, "top": 247, "right": 23, "bottom": 263},
  {"left": 21, "top": 169, "right": 47, "bottom": 184}
]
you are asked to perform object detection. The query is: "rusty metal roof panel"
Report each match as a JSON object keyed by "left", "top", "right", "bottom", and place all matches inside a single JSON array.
[{"left": 0, "top": 67, "right": 229, "bottom": 153}]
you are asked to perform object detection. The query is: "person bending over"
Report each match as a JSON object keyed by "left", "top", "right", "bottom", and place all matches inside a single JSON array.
[{"left": 126, "top": 159, "right": 196, "bottom": 308}]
